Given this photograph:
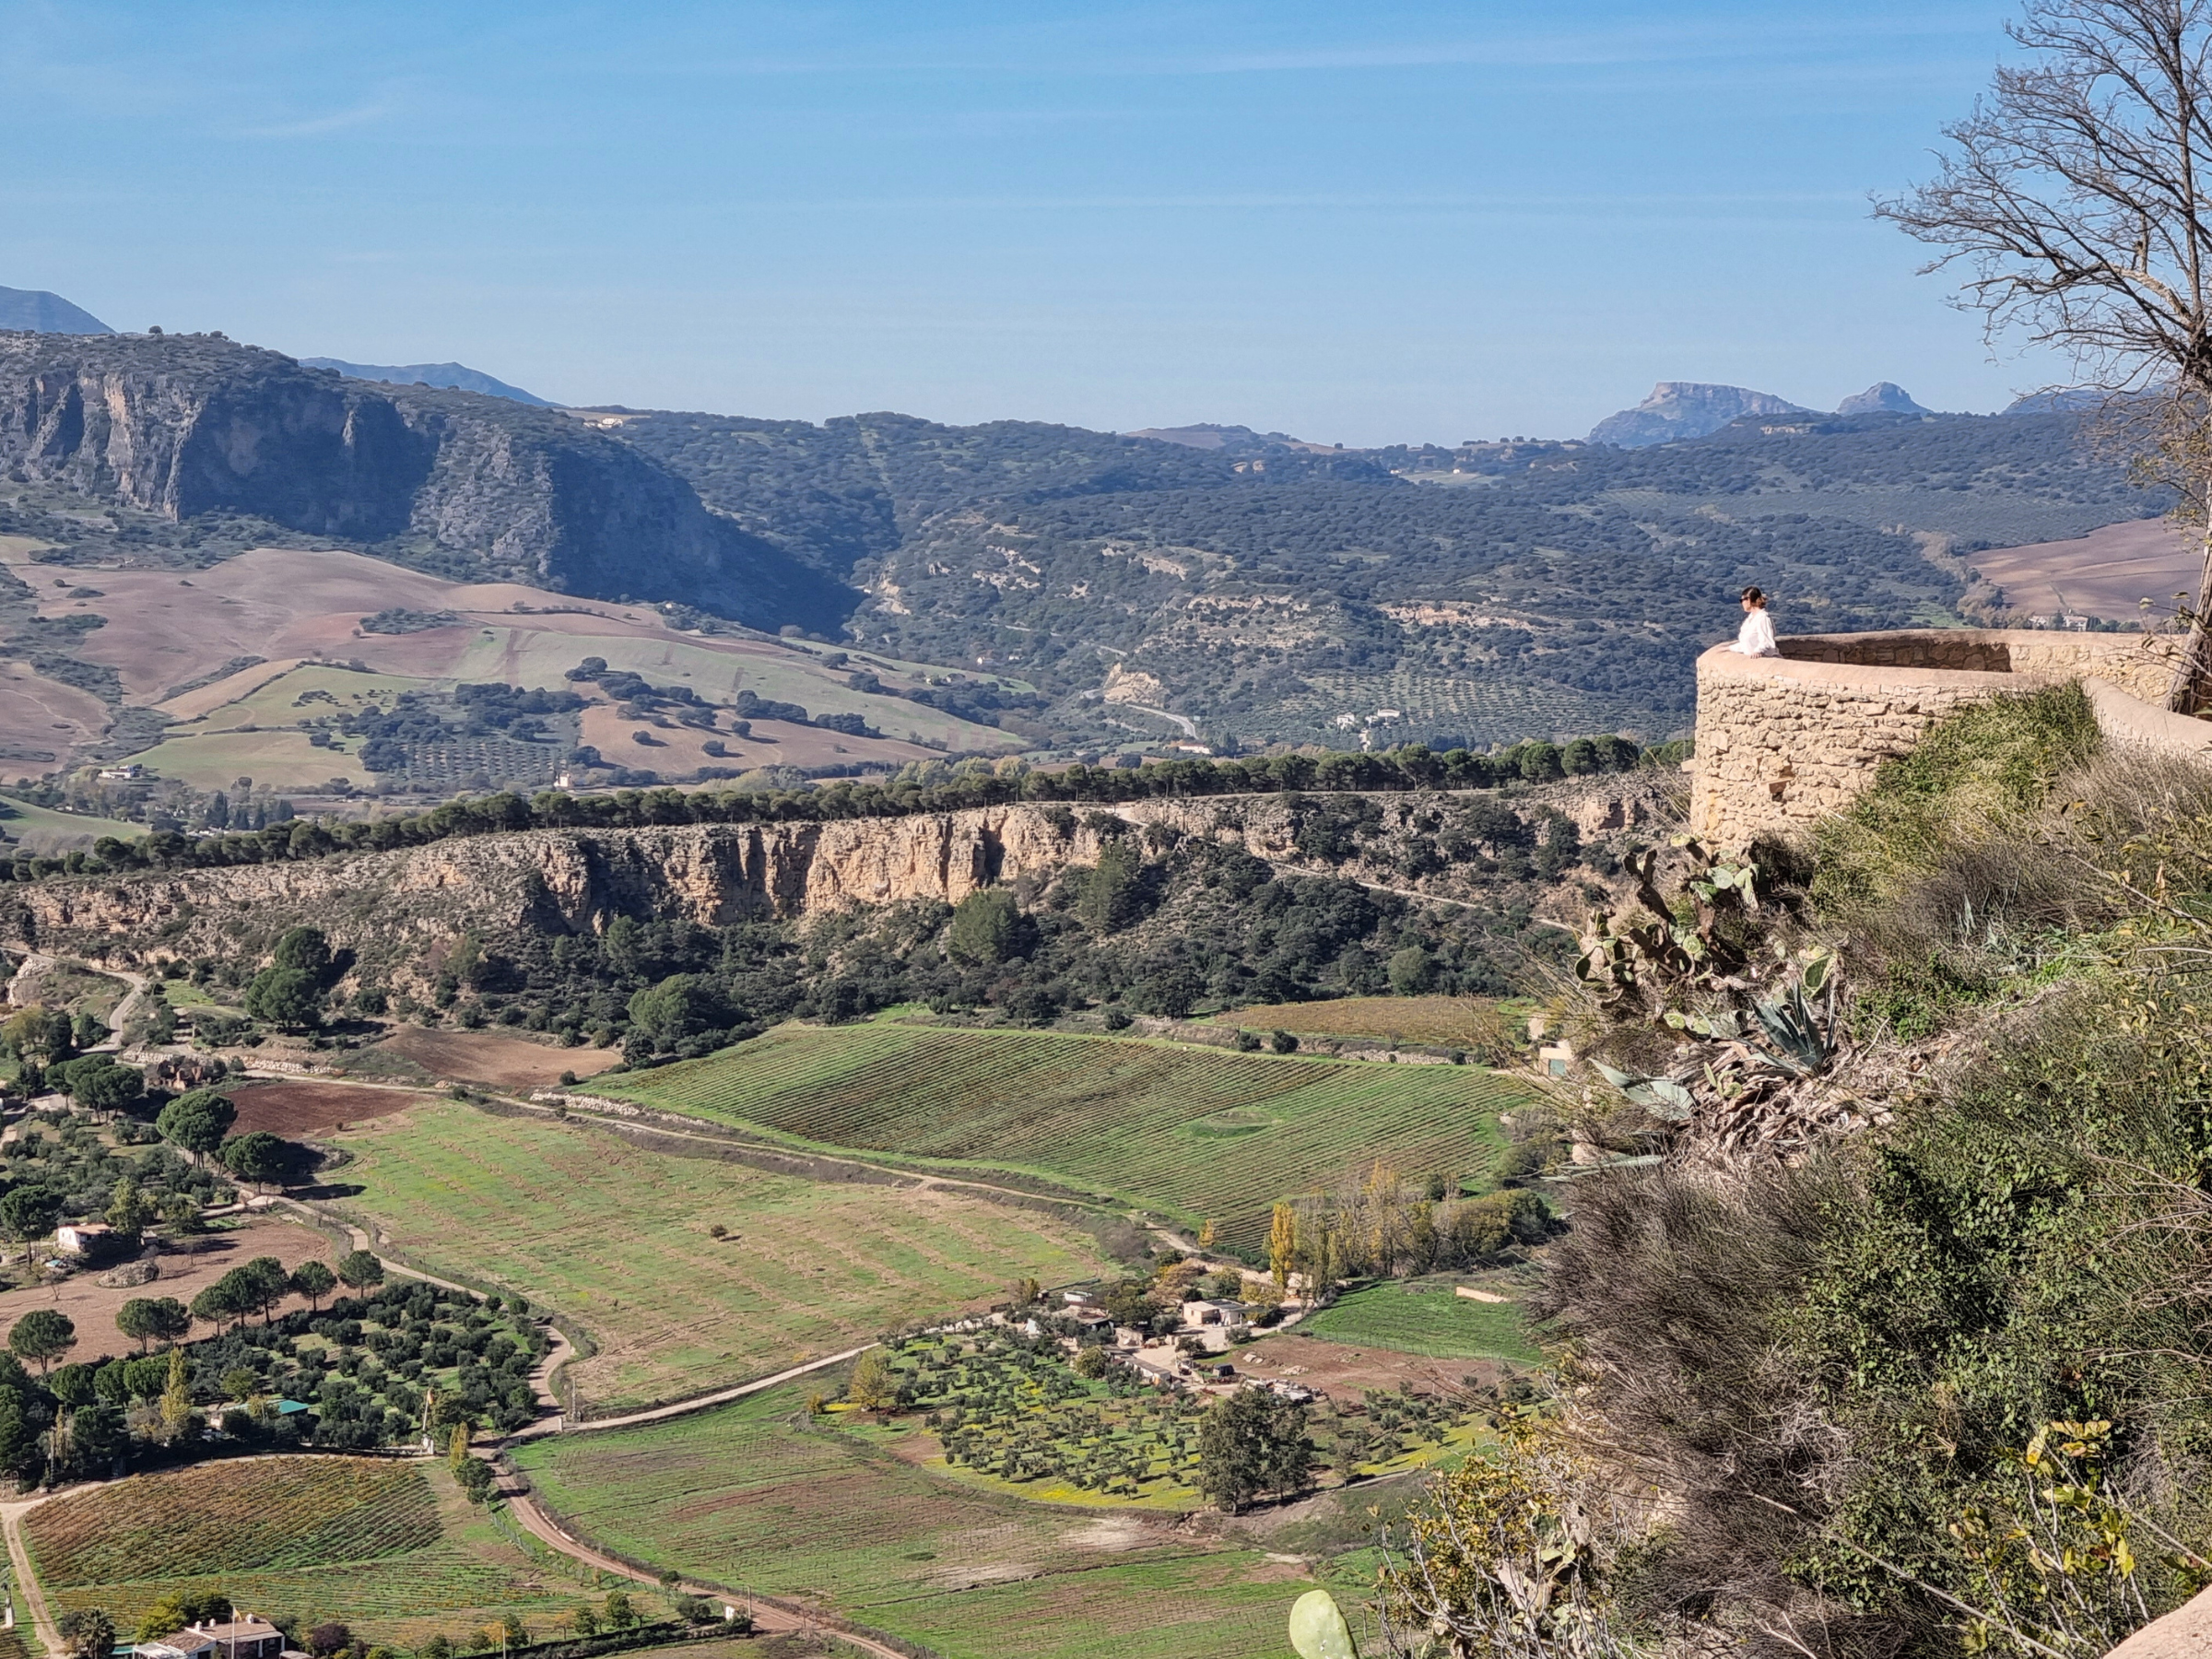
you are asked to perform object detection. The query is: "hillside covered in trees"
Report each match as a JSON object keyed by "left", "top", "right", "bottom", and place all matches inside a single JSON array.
[{"left": 611, "top": 404, "right": 2161, "bottom": 748}]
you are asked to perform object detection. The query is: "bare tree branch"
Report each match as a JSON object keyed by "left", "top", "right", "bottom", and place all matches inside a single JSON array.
[{"left": 1877, "top": 0, "right": 2212, "bottom": 706}]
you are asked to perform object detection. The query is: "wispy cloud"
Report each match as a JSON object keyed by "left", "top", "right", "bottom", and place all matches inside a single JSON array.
[{"left": 237, "top": 99, "right": 392, "bottom": 139}]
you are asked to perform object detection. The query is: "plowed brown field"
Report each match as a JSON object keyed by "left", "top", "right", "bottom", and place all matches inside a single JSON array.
[{"left": 229, "top": 1080, "right": 429, "bottom": 1135}]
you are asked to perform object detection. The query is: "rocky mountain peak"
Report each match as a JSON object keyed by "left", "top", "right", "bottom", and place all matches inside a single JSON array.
[
  {"left": 1586, "top": 382, "right": 1812, "bottom": 448},
  {"left": 1835, "top": 382, "right": 1932, "bottom": 417}
]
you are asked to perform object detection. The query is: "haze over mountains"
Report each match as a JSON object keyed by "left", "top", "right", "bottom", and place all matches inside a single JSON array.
[
  {"left": 300, "top": 359, "right": 553, "bottom": 406},
  {"left": 0, "top": 286, "right": 111, "bottom": 335},
  {"left": 0, "top": 284, "right": 2177, "bottom": 758},
  {"left": 1585, "top": 380, "right": 1940, "bottom": 447}
]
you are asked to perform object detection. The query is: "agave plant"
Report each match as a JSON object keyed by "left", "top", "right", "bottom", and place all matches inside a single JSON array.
[{"left": 1663, "top": 947, "right": 1839, "bottom": 1078}]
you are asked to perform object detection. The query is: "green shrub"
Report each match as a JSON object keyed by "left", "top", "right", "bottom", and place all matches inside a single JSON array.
[{"left": 1811, "top": 681, "right": 2100, "bottom": 916}]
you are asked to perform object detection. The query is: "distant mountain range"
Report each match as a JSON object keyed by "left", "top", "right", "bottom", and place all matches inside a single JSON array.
[
  {"left": 0, "top": 286, "right": 112, "bottom": 335},
  {"left": 1588, "top": 380, "right": 1937, "bottom": 447},
  {"left": 0, "top": 289, "right": 2169, "bottom": 752},
  {"left": 300, "top": 359, "right": 552, "bottom": 406}
]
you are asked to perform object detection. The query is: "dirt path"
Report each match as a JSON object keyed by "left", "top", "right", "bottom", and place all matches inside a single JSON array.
[
  {"left": 505, "top": 1345, "right": 872, "bottom": 1442},
  {"left": 498, "top": 1484, "right": 902, "bottom": 1659},
  {"left": 0, "top": 1493, "right": 63, "bottom": 1658}
]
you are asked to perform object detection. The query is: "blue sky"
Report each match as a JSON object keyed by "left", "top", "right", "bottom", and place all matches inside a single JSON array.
[{"left": 1, "top": 1, "right": 2061, "bottom": 443}]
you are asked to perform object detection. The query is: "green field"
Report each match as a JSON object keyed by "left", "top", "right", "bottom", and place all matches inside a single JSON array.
[
  {"left": 512, "top": 1383, "right": 1307, "bottom": 1659},
  {"left": 1300, "top": 1280, "right": 1542, "bottom": 1362},
  {"left": 440, "top": 627, "right": 1018, "bottom": 754},
  {"left": 116, "top": 727, "right": 371, "bottom": 794},
  {"left": 600, "top": 1024, "right": 1524, "bottom": 1255},
  {"left": 332, "top": 1099, "right": 1117, "bottom": 1411},
  {"left": 195, "top": 663, "right": 433, "bottom": 729},
  {"left": 0, "top": 800, "right": 147, "bottom": 853},
  {"left": 26, "top": 1456, "right": 594, "bottom": 1648}
]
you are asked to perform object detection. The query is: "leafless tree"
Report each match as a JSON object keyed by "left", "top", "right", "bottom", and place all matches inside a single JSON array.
[{"left": 1877, "top": 0, "right": 2212, "bottom": 707}]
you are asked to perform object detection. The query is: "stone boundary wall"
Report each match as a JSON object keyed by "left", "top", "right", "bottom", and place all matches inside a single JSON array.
[{"left": 1689, "top": 629, "right": 2212, "bottom": 849}]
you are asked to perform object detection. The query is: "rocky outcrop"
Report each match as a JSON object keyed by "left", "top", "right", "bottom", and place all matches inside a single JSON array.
[
  {"left": 1834, "top": 382, "right": 1931, "bottom": 417},
  {"left": 0, "top": 332, "right": 853, "bottom": 631},
  {"left": 0, "top": 805, "right": 1168, "bottom": 989},
  {"left": 0, "top": 784, "right": 1660, "bottom": 992},
  {"left": 1587, "top": 382, "right": 1812, "bottom": 448}
]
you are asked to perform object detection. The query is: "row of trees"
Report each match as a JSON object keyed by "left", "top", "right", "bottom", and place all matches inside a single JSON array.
[
  {"left": 6, "top": 1249, "right": 384, "bottom": 1375},
  {"left": 1265, "top": 1162, "right": 1552, "bottom": 1293}
]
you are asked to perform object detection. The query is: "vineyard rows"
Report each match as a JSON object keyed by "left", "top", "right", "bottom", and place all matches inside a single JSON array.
[
  {"left": 31, "top": 1458, "right": 580, "bottom": 1649},
  {"left": 28, "top": 1459, "right": 440, "bottom": 1586},
  {"left": 610, "top": 1025, "right": 1522, "bottom": 1251}
]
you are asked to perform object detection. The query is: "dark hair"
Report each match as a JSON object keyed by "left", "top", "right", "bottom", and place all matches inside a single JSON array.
[{"left": 1740, "top": 586, "right": 1766, "bottom": 606}]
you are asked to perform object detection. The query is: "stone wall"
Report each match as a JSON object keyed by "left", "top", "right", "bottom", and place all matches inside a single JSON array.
[
  {"left": 1689, "top": 629, "right": 2212, "bottom": 849},
  {"left": 1775, "top": 628, "right": 2175, "bottom": 701}
]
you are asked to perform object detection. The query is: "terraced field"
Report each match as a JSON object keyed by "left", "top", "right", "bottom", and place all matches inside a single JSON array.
[
  {"left": 603, "top": 1024, "right": 1523, "bottom": 1254},
  {"left": 513, "top": 1383, "right": 1308, "bottom": 1659},
  {"left": 26, "top": 1457, "right": 582, "bottom": 1648},
  {"left": 332, "top": 1100, "right": 1116, "bottom": 1410}
]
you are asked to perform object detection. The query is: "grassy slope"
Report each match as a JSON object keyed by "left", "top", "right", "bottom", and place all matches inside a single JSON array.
[
  {"left": 512, "top": 1384, "right": 1305, "bottom": 1659},
  {"left": 330, "top": 1100, "right": 1116, "bottom": 1410},
  {"left": 115, "top": 728, "right": 373, "bottom": 793},
  {"left": 26, "top": 1457, "right": 585, "bottom": 1648},
  {"left": 1300, "top": 1280, "right": 1542, "bottom": 1362},
  {"left": 0, "top": 800, "right": 147, "bottom": 853},
  {"left": 601, "top": 1024, "right": 1522, "bottom": 1255}
]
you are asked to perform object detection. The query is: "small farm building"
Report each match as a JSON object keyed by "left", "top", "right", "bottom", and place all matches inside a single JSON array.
[
  {"left": 136, "top": 1617, "right": 287, "bottom": 1659},
  {"left": 55, "top": 1223, "right": 111, "bottom": 1255},
  {"left": 1181, "top": 1299, "right": 1248, "bottom": 1330}
]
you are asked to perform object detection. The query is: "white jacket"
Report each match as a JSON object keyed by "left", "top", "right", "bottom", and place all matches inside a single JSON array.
[{"left": 1731, "top": 607, "right": 1779, "bottom": 656}]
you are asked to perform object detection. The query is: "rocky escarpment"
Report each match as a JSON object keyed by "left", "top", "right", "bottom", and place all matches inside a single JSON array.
[
  {"left": 0, "top": 331, "right": 852, "bottom": 631},
  {"left": 0, "top": 805, "right": 1144, "bottom": 990},
  {"left": 0, "top": 784, "right": 1659, "bottom": 994}
]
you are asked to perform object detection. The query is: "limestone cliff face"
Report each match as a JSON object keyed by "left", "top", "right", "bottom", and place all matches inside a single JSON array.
[
  {"left": 0, "top": 331, "right": 853, "bottom": 631},
  {"left": 0, "top": 804, "right": 1187, "bottom": 988},
  {"left": 0, "top": 784, "right": 1656, "bottom": 991}
]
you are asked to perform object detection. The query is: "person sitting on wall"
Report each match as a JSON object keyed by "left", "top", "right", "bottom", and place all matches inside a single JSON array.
[{"left": 1730, "top": 586, "right": 1780, "bottom": 657}]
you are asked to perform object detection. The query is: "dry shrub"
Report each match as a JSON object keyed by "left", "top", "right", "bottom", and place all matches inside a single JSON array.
[{"left": 1531, "top": 1161, "right": 1845, "bottom": 1630}]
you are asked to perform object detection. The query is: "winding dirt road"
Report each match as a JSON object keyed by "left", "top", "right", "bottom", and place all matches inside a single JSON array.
[
  {"left": 0, "top": 1494, "right": 60, "bottom": 1657},
  {"left": 495, "top": 1481, "right": 904, "bottom": 1659}
]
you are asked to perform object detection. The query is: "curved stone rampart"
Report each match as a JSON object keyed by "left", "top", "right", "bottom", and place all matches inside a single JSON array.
[{"left": 1689, "top": 629, "right": 2212, "bottom": 848}]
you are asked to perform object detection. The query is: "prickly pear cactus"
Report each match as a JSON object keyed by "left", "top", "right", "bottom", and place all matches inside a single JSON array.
[{"left": 1288, "top": 1589, "right": 1358, "bottom": 1659}]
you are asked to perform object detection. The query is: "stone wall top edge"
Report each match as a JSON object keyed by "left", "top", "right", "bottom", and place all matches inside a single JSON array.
[
  {"left": 1776, "top": 628, "right": 2142, "bottom": 651},
  {"left": 1696, "top": 646, "right": 2035, "bottom": 693}
]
